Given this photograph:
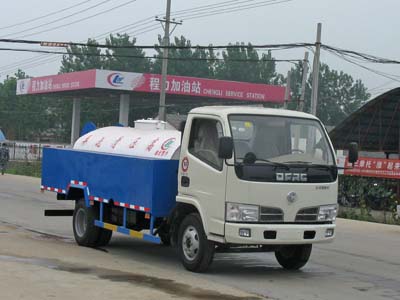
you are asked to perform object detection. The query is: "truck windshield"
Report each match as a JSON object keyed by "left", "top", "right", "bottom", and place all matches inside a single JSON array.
[{"left": 229, "top": 115, "right": 335, "bottom": 166}]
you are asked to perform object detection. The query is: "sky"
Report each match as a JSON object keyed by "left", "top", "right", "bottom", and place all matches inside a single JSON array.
[{"left": 0, "top": 0, "right": 399, "bottom": 98}]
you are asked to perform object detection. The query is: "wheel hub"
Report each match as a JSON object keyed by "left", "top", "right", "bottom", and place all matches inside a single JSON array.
[
  {"left": 182, "top": 225, "right": 199, "bottom": 261},
  {"left": 75, "top": 208, "right": 87, "bottom": 238}
]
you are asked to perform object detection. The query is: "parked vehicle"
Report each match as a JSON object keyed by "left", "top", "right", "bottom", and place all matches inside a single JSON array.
[{"left": 42, "top": 106, "right": 357, "bottom": 272}]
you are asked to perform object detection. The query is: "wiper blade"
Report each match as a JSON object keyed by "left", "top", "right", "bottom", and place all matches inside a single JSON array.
[
  {"left": 237, "top": 158, "right": 289, "bottom": 169},
  {"left": 283, "top": 161, "right": 335, "bottom": 169}
]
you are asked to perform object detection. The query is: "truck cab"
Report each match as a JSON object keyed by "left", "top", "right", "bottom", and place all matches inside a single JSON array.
[{"left": 175, "top": 106, "right": 338, "bottom": 271}]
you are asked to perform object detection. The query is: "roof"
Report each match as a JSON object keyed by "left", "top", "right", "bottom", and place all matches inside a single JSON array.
[
  {"left": 189, "top": 106, "right": 320, "bottom": 120},
  {"left": 330, "top": 88, "right": 400, "bottom": 153}
]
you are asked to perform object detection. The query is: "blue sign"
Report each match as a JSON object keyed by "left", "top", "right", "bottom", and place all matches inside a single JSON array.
[{"left": 0, "top": 130, "right": 6, "bottom": 142}]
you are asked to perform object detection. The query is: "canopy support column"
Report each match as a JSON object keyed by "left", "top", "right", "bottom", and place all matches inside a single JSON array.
[
  {"left": 71, "top": 98, "right": 81, "bottom": 145},
  {"left": 119, "top": 94, "right": 130, "bottom": 126}
]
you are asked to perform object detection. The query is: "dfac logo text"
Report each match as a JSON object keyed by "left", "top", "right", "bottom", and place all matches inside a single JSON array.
[{"left": 107, "top": 73, "right": 124, "bottom": 87}]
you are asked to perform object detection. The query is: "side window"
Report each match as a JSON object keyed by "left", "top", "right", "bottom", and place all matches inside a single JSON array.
[{"left": 188, "top": 118, "right": 223, "bottom": 170}]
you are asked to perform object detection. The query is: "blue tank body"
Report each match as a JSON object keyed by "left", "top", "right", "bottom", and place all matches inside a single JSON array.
[{"left": 41, "top": 147, "right": 179, "bottom": 217}]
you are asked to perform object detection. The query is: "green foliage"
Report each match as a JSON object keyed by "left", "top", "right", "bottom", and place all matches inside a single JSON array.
[
  {"left": 104, "top": 34, "right": 151, "bottom": 72},
  {"left": 214, "top": 43, "right": 280, "bottom": 84},
  {"left": 60, "top": 38, "right": 105, "bottom": 73},
  {"left": 338, "top": 175, "right": 400, "bottom": 224},
  {"left": 0, "top": 34, "right": 372, "bottom": 142},
  {"left": 153, "top": 35, "right": 215, "bottom": 78},
  {"left": 0, "top": 71, "right": 61, "bottom": 141},
  {"left": 5, "top": 161, "right": 41, "bottom": 178},
  {"left": 288, "top": 63, "right": 370, "bottom": 126}
]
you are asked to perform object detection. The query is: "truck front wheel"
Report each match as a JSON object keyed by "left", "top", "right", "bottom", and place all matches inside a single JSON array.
[
  {"left": 178, "top": 213, "right": 215, "bottom": 272},
  {"left": 275, "top": 244, "right": 312, "bottom": 270}
]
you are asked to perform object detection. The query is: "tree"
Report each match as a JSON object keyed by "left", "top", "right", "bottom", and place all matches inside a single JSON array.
[
  {"left": 214, "top": 43, "right": 281, "bottom": 84},
  {"left": 60, "top": 39, "right": 105, "bottom": 73},
  {"left": 316, "top": 64, "right": 370, "bottom": 126},
  {"left": 153, "top": 35, "right": 214, "bottom": 78},
  {"left": 0, "top": 70, "right": 57, "bottom": 141},
  {"left": 104, "top": 34, "right": 151, "bottom": 72},
  {"left": 288, "top": 63, "right": 370, "bottom": 126},
  {"left": 59, "top": 35, "right": 153, "bottom": 131}
]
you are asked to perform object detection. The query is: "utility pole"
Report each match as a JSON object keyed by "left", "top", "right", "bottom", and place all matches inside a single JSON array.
[
  {"left": 157, "top": 0, "right": 172, "bottom": 122},
  {"left": 283, "top": 70, "right": 291, "bottom": 109},
  {"left": 311, "top": 23, "right": 322, "bottom": 116},
  {"left": 298, "top": 51, "right": 309, "bottom": 112}
]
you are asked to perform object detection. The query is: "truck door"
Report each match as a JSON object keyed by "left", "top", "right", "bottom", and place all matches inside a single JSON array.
[{"left": 178, "top": 117, "right": 227, "bottom": 236}]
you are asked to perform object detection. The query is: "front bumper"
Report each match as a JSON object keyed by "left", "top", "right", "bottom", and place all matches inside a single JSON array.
[{"left": 224, "top": 222, "right": 335, "bottom": 245}]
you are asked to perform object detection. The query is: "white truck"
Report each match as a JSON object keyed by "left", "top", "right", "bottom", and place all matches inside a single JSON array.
[{"left": 42, "top": 106, "right": 358, "bottom": 272}]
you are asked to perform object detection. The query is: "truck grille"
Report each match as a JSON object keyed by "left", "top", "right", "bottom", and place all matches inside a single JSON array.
[
  {"left": 260, "top": 206, "right": 284, "bottom": 222},
  {"left": 295, "top": 207, "right": 319, "bottom": 222}
]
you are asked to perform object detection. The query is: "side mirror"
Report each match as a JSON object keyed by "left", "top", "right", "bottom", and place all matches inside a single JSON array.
[
  {"left": 218, "top": 137, "right": 233, "bottom": 159},
  {"left": 348, "top": 142, "right": 358, "bottom": 164}
]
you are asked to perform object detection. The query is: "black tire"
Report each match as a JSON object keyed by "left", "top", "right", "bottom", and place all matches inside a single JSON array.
[
  {"left": 95, "top": 229, "right": 113, "bottom": 247},
  {"left": 73, "top": 199, "right": 111, "bottom": 247},
  {"left": 275, "top": 244, "right": 312, "bottom": 270},
  {"left": 178, "top": 213, "right": 215, "bottom": 272},
  {"left": 159, "top": 232, "right": 171, "bottom": 246}
]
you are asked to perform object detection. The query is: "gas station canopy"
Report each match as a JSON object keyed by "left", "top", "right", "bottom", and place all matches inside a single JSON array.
[
  {"left": 16, "top": 69, "right": 286, "bottom": 144},
  {"left": 16, "top": 69, "right": 285, "bottom": 103}
]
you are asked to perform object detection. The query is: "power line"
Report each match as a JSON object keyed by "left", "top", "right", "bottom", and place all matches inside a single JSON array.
[
  {"left": 0, "top": 0, "right": 95, "bottom": 31},
  {"left": 181, "top": 0, "right": 293, "bottom": 21},
  {"left": 92, "top": 18, "right": 155, "bottom": 40},
  {"left": 2, "top": 0, "right": 113, "bottom": 38},
  {"left": 0, "top": 47, "right": 301, "bottom": 63},
  {"left": 10, "top": 0, "right": 139, "bottom": 39},
  {"left": 0, "top": 38, "right": 312, "bottom": 50},
  {"left": 0, "top": 17, "right": 157, "bottom": 74},
  {"left": 171, "top": 0, "right": 257, "bottom": 17},
  {"left": 0, "top": 0, "right": 294, "bottom": 74},
  {"left": 322, "top": 44, "right": 400, "bottom": 65},
  {"left": 325, "top": 49, "right": 400, "bottom": 84}
]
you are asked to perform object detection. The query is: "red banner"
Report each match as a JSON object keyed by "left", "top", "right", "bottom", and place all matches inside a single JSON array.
[
  {"left": 17, "top": 70, "right": 96, "bottom": 95},
  {"left": 135, "top": 74, "right": 285, "bottom": 103},
  {"left": 17, "top": 69, "right": 286, "bottom": 103},
  {"left": 343, "top": 157, "right": 400, "bottom": 179}
]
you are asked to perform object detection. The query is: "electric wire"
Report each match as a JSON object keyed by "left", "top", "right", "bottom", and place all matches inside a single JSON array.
[
  {"left": 0, "top": 47, "right": 301, "bottom": 63},
  {"left": 324, "top": 49, "right": 400, "bottom": 84},
  {"left": 0, "top": 38, "right": 313, "bottom": 50},
  {"left": 182, "top": 0, "right": 293, "bottom": 21},
  {"left": 0, "top": 0, "right": 295, "bottom": 74},
  {"left": 1, "top": 0, "right": 113, "bottom": 38},
  {"left": 0, "top": 0, "right": 95, "bottom": 31},
  {"left": 16, "top": 0, "right": 139, "bottom": 39}
]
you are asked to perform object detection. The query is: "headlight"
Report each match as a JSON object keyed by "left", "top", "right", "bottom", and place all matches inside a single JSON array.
[
  {"left": 226, "top": 203, "right": 259, "bottom": 222},
  {"left": 318, "top": 205, "right": 337, "bottom": 222}
]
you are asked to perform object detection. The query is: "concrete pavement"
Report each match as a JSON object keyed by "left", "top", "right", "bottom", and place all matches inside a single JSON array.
[{"left": 1, "top": 174, "right": 399, "bottom": 300}]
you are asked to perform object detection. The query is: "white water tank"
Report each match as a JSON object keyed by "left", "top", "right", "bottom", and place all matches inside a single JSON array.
[{"left": 74, "top": 126, "right": 181, "bottom": 160}]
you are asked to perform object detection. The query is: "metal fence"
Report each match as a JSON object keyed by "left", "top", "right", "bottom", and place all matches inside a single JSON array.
[{"left": 7, "top": 142, "right": 68, "bottom": 161}]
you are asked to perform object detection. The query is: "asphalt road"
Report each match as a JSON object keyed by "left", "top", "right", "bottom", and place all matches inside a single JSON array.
[{"left": 1, "top": 174, "right": 400, "bottom": 300}]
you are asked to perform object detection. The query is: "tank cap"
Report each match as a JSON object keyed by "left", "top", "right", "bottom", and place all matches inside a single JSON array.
[{"left": 135, "top": 119, "right": 166, "bottom": 130}]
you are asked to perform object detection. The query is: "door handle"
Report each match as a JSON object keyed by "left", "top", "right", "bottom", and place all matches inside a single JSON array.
[{"left": 181, "top": 176, "right": 190, "bottom": 187}]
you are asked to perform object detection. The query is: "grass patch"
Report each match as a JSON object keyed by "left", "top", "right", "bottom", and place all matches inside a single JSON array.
[{"left": 5, "top": 160, "right": 41, "bottom": 178}]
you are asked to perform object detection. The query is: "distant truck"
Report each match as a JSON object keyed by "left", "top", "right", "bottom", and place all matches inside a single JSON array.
[{"left": 42, "top": 106, "right": 357, "bottom": 272}]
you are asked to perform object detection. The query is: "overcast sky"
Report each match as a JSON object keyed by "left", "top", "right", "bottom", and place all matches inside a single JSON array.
[{"left": 1, "top": 0, "right": 399, "bottom": 98}]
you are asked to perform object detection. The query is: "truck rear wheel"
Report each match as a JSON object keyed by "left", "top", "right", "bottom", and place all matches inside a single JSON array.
[
  {"left": 95, "top": 230, "right": 113, "bottom": 247},
  {"left": 73, "top": 199, "right": 112, "bottom": 247},
  {"left": 178, "top": 213, "right": 215, "bottom": 272},
  {"left": 275, "top": 244, "right": 312, "bottom": 270}
]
